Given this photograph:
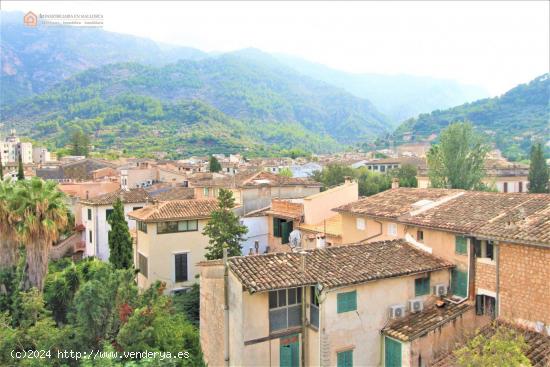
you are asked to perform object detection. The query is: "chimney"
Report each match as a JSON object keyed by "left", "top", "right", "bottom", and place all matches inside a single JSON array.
[
  {"left": 391, "top": 178, "right": 400, "bottom": 189},
  {"left": 316, "top": 234, "right": 326, "bottom": 249},
  {"left": 254, "top": 240, "right": 260, "bottom": 254}
]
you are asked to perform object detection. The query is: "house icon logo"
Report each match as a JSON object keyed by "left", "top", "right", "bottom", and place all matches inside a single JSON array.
[{"left": 23, "top": 11, "right": 38, "bottom": 27}]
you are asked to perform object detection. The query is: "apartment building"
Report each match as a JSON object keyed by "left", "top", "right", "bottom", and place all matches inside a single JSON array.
[
  {"left": 199, "top": 239, "right": 472, "bottom": 367},
  {"left": 128, "top": 199, "right": 219, "bottom": 292},
  {"left": 0, "top": 130, "right": 33, "bottom": 165}
]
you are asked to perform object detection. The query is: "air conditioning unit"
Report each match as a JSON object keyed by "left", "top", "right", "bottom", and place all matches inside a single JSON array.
[
  {"left": 389, "top": 304, "right": 406, "bottom": 318},
  {"left": 409, "top": 299, "right": 424, "bottom": 313},
  {"left": 433, "top": 284, "right": 448, "bottom": 297}
]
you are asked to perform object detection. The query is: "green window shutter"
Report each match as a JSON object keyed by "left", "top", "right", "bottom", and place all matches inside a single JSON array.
[
  {"left": 415, "top": 276, "right": 430, "bottom": 296},
  {"left": 281, "top": 221, "right": 292, "bottom": 244},
  {"left": 451, "top": 268, "right": 468, "bottom": 298},
  {"left": 455, "top": 236, "right": 467, "bottom": 255},
  {"left": 384, "top": 337, "right": 402, "bottom": 367},
  {"left": 337, "top": 291, "right": 357, "bottom": 313},
  {"left": 273, "top": 218, "right": 281, "bottom": 237},
  {"left": 337, "top": 350, "right": 353, "bottom": 367}
]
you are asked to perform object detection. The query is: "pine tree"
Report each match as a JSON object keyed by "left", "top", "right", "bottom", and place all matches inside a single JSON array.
[
  {"left": 209, "top": 156, "right": 222, "bottom": 173},
  {"left": 528, "top": 142, "right": 549, "bottom": 193},
  {"left": 107, "top": 198, "right": 133, "bottom": 269},
  {"left": 16, "top": 154, "right": 24, "bottom": 181},
  {"left": 203, "top": 189, "right": 248, "bottom": 260}
]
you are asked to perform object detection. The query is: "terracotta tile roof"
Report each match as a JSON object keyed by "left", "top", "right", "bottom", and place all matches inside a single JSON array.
[
  {"left": 188, "top": 170, "right": 321, "bottom": 189},
  {"left": 80, "top": 188, "right": 153, "bottom": 206},
  {"left": 225, "top": 239, "right": 454, "bottom": 293},
  {"left": 333, "top": 188, "right": 463, "bottom": 219},
  {"left": 431, "top": 321, "right": 550, "bottom": 367},
  {"left": 128, "top": 199, "right": 219, "bottom": 222},
  {"left": 148, "top": 186, "right": 195, "bottom": 201},
  {"left": 382, "top": 301, "right": 474, "bottom": 342}
]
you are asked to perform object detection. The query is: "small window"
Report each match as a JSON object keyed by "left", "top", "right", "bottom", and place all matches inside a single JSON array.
[
  {"left": 268, "top": 288, "right": 302, "bottom": 332},
  {"left": 356, "top": 218, "right": 366, "bottom": 231},
  {"left": 337, "top": 350, "right": 353, "bottom": 367},
  {"left": 503, "top": 182, "right": 508, "bottom": 193},
  {"left": 310, "top": 286, "right": 319, "bottom": 328},
  {"left": 138, "top": 221, "right": 148, "bottom": 233},
  {"left": 203, "top": 187, "right": 209, "bottom": 197},
  {"left": 88, "top": 230, "right": 93, "bottom": 243},
  {"left": 87, "top": 208, "right": 92, "bottom": 221},
  {"left": 106, "top": 208, "right": 114, "bottom": 221},
  {"left": 174, "top": 253, "right": 188, "bottom": 282},
  {"left": 518, "top": 181, "right": 523, "bottom": 193},
  {"left": 416, "top": 230, "right": 424, "bottom": 241},
  {"left": 415, "top": 276, "right": 430, "bottom": 296},
  {"left": 337, "top": 290, "right": 357, "bottom": 313},
  {"left": 138, "top": 253, "right": 148, "bottom": 277},
  {"left": 388, "top": 223, "right": 397, "bottom": 236},
  {"left": 455, "top": 236, "right": 467, "bottom": 255},
  {"left": 476, "top": 294, "right": 496, "bottom": 318}
]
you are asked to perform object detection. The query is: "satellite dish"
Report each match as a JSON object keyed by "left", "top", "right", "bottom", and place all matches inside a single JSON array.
[{"left": 289, "top": 229, "right": 302, "bottom": 249}]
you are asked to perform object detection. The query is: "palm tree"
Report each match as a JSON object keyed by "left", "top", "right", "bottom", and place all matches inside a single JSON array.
[
  {"left": 0, "top": 180, "right": 20, "bottom": 269},
  {"left": 13, "top": 178, "right": 69, "bottom": 291}
]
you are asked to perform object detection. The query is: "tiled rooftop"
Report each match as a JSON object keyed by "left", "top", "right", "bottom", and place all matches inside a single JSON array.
[
  {"left": 226, "top": 239, "right": 454, "bottom": 293},
  {"left": 382, "top": 301, "right": 474, "bottom": 342},
  {"left": 299, "top": 215, "right": 343, "bottom": 237},
  {"left": 334, "top": 188, "right": 463, "bottom": 219},
  {"left": 128, "top": 199, "right": 219, "bottom": 222},
  {"left": 188, "top": 170, "right": 321, "bottom": 189},
  {"left": 80, "top": 188, "right": 153, "bottom": 206},
  {"left": 431, "top": 321, "right": 550, "bottom": 367}
]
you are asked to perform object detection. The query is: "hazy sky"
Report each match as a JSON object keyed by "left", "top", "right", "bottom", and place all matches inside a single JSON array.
[{"left": 4, "top": 1, "right": 549, "bottom": 95}]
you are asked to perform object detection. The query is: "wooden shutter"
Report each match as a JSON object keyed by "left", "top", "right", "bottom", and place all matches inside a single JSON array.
[
  {"left": 281, "top": 221, "right": 292, "bottom": 244},
  {"left": 385, "top": 337, "right": 402, "bottom": 367},
  {"left": 337, "top": 291, "right": 357, "bottom": 313},
  {"left": 175, "top": 253, "right": 188, "bottom": 282},
  {"left": 273, "top": 218, "right": 281, "bottom": 237},
  {"left": 415, "top": 276, "right": 430, "bottom": 296},
  {"left": 455, "top": 236, "right": 467, "bottom": 254},
  {"left": 451, "top": 268, "right": 467, "bottom": 298},
  {"left": 337, "top": 350, "right": 353, "bottom": 367}
]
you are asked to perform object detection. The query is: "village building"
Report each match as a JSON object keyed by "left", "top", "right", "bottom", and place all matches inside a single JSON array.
[
  {"left": 80, "top": 188, "right": 152, "bottom": 261},
  {"left": 199, "top": 239, "right": 466, "bottom": 367},
  {"left": 128, "top": 199, "right": 220, "bottom": 293}
]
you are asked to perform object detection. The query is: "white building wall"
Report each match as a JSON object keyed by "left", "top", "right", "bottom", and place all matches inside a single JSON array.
[{"left": 241, "top": 216, "right": 269, "bottom": 255}]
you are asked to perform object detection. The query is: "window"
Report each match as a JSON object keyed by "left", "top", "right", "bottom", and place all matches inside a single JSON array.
[
  {"left": 157, "top": 220, "right": 199, "bottom": 234},
  {"left": 88, "top": 230, "right": 93, "bottom": 243},
  {"left": 138, "top": 221, "right": 148, "bottom": 233},
  {"left": 133, "top": 206, "right": 143, "bottom": 211},
  {"left": 476, "top": 294, "right": 496, "bottom": 318},
  {"left": 388, "top": 223, "right": 397, "bottom": 236},
  {"left": 310, "top": 286, "right": 319, "bottom": 328},
  {"left": 503, "top": 182, "right": 508, "bottom": 193},
  {"left": 87, "top": 208, "right": 92, "bottom": 221},
  {"left": 416, "top": 230, "right": 424, "bottom": 241},
  {"left": 415, "top": 276, "right": 430, "bottom": 296},
  {"left": 138, "top": 253, "right": 148, "bottom": 277},
  {"left": 203, "top": 187, "right": 209, "bottom": 197},
  {"left": 269, "top": 288, "right": 302, "bottom": 332},
  {"left": 455, "top": 236, "right": 467, "bottom": 255},
  {"left": 337, "top": 350, "right": 353, "bottom": 367},
  {"left": 273, "top": 217, "right": 293, "bottom": 244},
  {"left": 356, "top": 218, "right": 366, "bottom": 231},
  {"left": 486, "top": 241, "right": 494, "bottom": 260},
  {"left": 174, "top": 253, "right": 188, "bottom": 282},
  {"left": 337, "top": 290, "right": 357, "bottom": 313},
  {"left": 380, "top": 165, "right": 386, "bottom": 172},
  {"left": 518, "top": 181, "right": 523, "bottom": 193},
  {"left": 451, "top": 268, "right": 468, "bottom": 298},
  {"left": 106, "top": 209, "right": 114, "bottom": 221}
]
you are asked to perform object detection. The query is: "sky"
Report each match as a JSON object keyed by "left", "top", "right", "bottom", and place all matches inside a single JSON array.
[{"left": 3, "top": 1, "right": 549, "bottom": 96}]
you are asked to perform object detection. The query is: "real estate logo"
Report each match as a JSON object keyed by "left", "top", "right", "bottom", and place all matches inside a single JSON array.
[{"left": 23, "top": 11, "right": 38, "bottom": 27}]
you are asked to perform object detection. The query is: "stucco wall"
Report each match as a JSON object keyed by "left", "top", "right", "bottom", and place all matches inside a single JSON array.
[
  {"left": 134, "top": 218, "right": 210, "bottom": 291},
  {"left": 241, "top": 216, "right": 269, "bottom": 255},
  {"left": 199, "top": 263, "right": 225, "bottom": 367},
  {"left": 303, "top": 182, "right": 358, "bottom": 225},
  {"left": 340, "top": 214, "right": 405, "bottom": 244}
]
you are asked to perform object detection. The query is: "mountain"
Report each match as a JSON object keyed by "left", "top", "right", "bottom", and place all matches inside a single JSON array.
[
  {"left": 0, "top": 11, "right": 207, "bottom": 103},
  {"left": 274, "top": 54, "right": 489, "bottom": 124},
  {"left": 394, "top": 74, "right": 550, "bottom": 160}
]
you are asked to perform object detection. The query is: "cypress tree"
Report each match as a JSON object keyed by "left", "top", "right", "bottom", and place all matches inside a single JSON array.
[
  {"left": 528, "top": 143, "right": 549, "bottom": 193},
  {"left": 16, "top": 154, "right": 24, "bottom": 181},
  {"left": 209, "top": 156, "right": 222, "bottom": 173},
  {"left": 107, "top": 198, "right": 133, "bottom": 269}
]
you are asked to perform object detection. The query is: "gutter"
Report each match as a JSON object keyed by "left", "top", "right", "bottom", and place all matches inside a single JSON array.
[{"left": 223, "top": 248, "right": 230, "bottom": 367}]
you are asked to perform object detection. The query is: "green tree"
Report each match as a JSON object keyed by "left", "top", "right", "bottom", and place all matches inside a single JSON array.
[
  {"left": 0, "top": 151, "right": 3, "bottom": 179},
  {"left": 278, "top": 167, "right": 293, "bottom": 178},
  {"left": 208, "top": 156, "right": 222, "bottom": 173},
  {"left": 390, "top": 163, "right": 418, "bottom": 188},
  {"left": 107, "top": 198, "right": 133, "bottom": 269},
  {"left": 0, "top": 180, "right": 19, "bottom": 270},
  {"left": 454, "top": 325, "right": 531, "bottom": 367},
  {"left": 70, "top": 129, "right": 90, "bottom": 157},
  {"left": 173, "top": 283, "right": 200, "bottom": 327},
  {"left": 356, "top": 169, "right": 391, "bottom": 196},
  {"left": 310, "top": 164, "right": 355, "bottom": 190},
  {"left": 427, "top": 122, "right": 489, "bottom": 189},
  {"left": 13, "top": 178, "right": 69, "bottom": 291},
  {"left": 17, "top": 154, "right": 24, "bottom": 181},
  {"left": 528, "top": 142, "right": 549, "bottom": 193},
  {"left": 203, "top": 189, "right": 247, "bottom": 259}
]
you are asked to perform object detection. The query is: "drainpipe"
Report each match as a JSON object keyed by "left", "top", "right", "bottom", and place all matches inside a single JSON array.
[
  {"left": 223, "top": 248, "right": 230, "bottom": 367},
  {"left": 301, "top": 252, "right": 307, "bottom": 367}
]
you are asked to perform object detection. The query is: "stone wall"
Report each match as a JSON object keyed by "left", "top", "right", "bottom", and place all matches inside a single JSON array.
[{"left": 475, "top": 260, "right": 496, "bottom": 293}]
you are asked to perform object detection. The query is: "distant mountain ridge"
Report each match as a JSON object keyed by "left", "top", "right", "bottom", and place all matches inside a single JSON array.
[{"left": 394, "top": 74, "right": 550, "bottom": 160}]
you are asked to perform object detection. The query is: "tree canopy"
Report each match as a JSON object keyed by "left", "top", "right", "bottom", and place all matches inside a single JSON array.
[
  {"left": 107, "top": 198, "right": 134, "bottom": 269},
  {"left": 528, "top": 142, "right": 549, "bottom": 193},
  {"left": 208, "top": 155, "right": 222, "bottom": 173}
]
